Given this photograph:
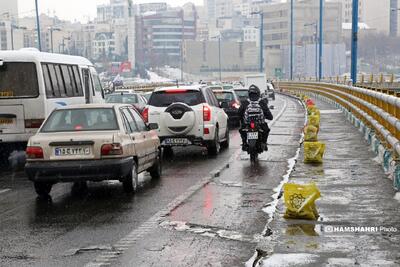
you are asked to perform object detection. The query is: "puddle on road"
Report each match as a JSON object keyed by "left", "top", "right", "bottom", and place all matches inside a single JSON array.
[{"left": 285, "top": 223, "right": 320, "bottom": 237}]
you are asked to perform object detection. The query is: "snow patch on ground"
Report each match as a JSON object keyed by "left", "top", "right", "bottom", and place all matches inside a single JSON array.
[
  {"left": 258, "top": 253, "right": 318, "bottom": 267},
  {"left": 394, "top": 193, "right": 400, "bottom": 202}
]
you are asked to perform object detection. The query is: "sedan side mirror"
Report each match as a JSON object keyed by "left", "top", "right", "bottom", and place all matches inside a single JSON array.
[{"left": 220, "top": 101, "right": 229, "bottom": 109}]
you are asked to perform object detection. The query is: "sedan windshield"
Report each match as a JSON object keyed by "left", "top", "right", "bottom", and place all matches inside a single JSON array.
[
  {"left": 106, "top": 94, "right": 138, "bottom": 104},
  {"left": 41, "top": 108, "right": 118, "bottom": 132}
]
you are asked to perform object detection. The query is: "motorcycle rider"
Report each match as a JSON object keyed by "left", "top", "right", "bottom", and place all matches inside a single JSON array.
[{"left": 238, "top": 85, "right": 273, "bottom": 151}]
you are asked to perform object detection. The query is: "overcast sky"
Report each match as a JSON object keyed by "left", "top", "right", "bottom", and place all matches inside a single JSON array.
[{"left": 19, "top": 0, "right": 203, "bottom": 22}]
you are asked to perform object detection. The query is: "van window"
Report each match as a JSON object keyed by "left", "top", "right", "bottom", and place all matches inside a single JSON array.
[
  {"left": 43, "top": 64, "right": 84, "bottom": 98},
  {"left": 0, "top": 62, "right": 39, "bottom": 98}
]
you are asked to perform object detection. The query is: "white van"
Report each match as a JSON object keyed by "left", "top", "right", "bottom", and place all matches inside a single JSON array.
[{"left": 0, "top": 49, "right": 104, "bottom": 148}]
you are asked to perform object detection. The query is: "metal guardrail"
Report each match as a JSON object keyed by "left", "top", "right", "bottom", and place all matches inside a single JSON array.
[
  {"left": 292, "top": 74, "right": 400, "bottom": 92},
  {"left": 279, "top": 82, "right": 400, "bottom": 158},
  {"left": 112, "top": 83, "right": 177, "bottom": 92}
]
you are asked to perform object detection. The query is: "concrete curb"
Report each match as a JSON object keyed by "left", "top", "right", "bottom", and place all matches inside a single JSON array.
[{"left": 296, "top": 91, "right": 400, "bottom": 191}]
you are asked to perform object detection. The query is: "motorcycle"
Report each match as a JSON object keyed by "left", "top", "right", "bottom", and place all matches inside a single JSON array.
[
  {"left": 243, "top": 119, "right": 265, "bottom": 162},
  {"left": 242, "top": 101, "right": 268, "bottom": 162}
]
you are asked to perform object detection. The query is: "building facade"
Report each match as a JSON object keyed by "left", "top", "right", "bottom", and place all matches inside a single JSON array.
[{"left": 135, "top": 6, "right": 197, "bottom": 68}]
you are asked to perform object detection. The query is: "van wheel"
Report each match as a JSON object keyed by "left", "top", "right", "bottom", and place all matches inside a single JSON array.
[
  {"left": 207, "top": 128, "right": 220, "bottom": 156},
  {"left": 221, "top": 128, "right": 230, "bottom": 149},
  {"left": 34, "top": 182, "right": 52, "bottom": 197},
  {"left": 123, "top": 160, "right": 138, "bottom": 193},
  {"left": 149, "top": 149, "right": 162, "bottom": 179}
]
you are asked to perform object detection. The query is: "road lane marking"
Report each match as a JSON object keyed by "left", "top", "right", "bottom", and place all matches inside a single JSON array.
[{"left": 0, "top": 189, "right": 11, "bottom": 194}]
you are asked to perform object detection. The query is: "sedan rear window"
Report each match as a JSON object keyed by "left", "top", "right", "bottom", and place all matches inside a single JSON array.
[
  {"left": 213, "top": 92, "right": 235, "bottom": 102},
  {"left": 234, "top": 90, "right": 249, "bottom": 101},
  {"left": 106, "top": 94, "right": 139, "bottom": 104},
  {"left": 148, "top": 90, "right": 204, "bottom": 107},
  {"left": 0, "top": 62, "right": 39, "bottom": 98},
  {"left": 41, "top": 108, "right": 118, "bottom": 132}
]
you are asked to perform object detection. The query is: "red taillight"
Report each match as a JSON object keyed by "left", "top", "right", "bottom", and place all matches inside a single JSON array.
[
  {"left": 25, "top": 119, "right": 44, "bottom": 128},
  {"left": 101, "top": 143, "right": 123, "bottom": 156},
  {"left": 26, "top": 146, "right": 44, "bottom": 159},
  {"left": 204, "top": 128, "right": 210, "bottom": 134},
  {"left": 165, "top": 89, "right": 188, "bottom": 93},
  {"left": 203, "top": 105, "right": 211, "bottom": 121},
  {"left": 250, "top": 121, "right": 255, "bottom": 129},
  {"left": 142, "top": 107, "right": 149, "bottom": 123},
  {"left": 231, "top": 100, "right": 240, "bottom": 109}
]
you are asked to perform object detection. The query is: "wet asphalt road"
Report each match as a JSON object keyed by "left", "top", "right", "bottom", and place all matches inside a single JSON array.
[{"left": 0, "top": 95, "right": 298, "bottom": 267}]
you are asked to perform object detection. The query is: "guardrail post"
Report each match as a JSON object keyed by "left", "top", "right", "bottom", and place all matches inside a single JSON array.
[
  {"left": 369, "top": 74, "right": 373, "bottom": 84},
  {"left": 390, "top": 74, "right": 394, "bottom": 84},
  {"left": 379, "top": 73, "right": 384, "bottom": 84}
]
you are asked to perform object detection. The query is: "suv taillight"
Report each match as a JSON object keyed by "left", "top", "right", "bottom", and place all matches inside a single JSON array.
[
  {"left": 26, "top": 146, "right": 44, "bottom": 159},
  {"left": 142, "top": 107, "right": 149, "bottom": 123},
  {"left": 101, "top": 143, "right": 123, "bottom": 156},
  {"left": 203, "top": 105, "right": 211, "bottom": 121},
  {"left": 25, "top": 119, "right": 44, "bottom": 128}
]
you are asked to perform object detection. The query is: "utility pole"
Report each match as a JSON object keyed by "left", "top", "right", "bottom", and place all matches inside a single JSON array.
[
  {"left": 180, "top": 42, "right": 184, "bottom": 82},
  {"left": 318, "top": 0, "right": 324, "bottom": 81},
  {"left": 218, "top": 36, "right": 222, "bottom": 81},
  {"left": 250, "top": 11, "right": 265, "bottom": 73},
  {"left": 290, "top": 0, "right": 294, "bottom": 80},
  {"left": 35, "top": 0, "right": 42, "bottom": 51},
  {"left": 304, "top": 22, "right": 318, "bottom": 80},
  {"left": 351, "top": 0, "right": 359, "bottom": 83}
]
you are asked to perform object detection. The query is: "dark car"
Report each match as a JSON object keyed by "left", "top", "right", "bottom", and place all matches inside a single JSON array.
[
  {"left": 234, "top": 88, "right": 249, "bottom": 102},
  {"left": 105, "top": 92, "right": 147, "bottom": 113},
  {"left": 212, "top": 89, "right": 241, "bottom": 126}
]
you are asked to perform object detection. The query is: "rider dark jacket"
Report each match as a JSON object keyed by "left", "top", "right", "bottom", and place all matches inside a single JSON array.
[
  {"left": 238, "top": 98, "right": 273, "bottom": 123},
  {"left": 238, "top": 85, "right": 273, "bottom": 146}
]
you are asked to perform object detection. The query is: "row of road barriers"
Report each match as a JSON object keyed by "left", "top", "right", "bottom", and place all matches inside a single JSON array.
[{"left": 279, "top": 81, "right": 400, "bottom": 191}]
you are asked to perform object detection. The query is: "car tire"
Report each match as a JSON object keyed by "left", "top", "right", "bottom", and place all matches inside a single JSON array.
[
  {"left": 207, "top": 128, "right": 220, "bottom": 156},
  {"left": 123, "top": 160, "right": 138, "bottom": 193},
  {"left": 221, "top": 128, "right": 230, "bottom": 149},
  {"left": 34, "top": 182, "right": 52, "bottom": 197},
  {"left": 149, "top": 149, "right": 162, "bottom": 179},
  {"left": 71, "top": 181, "right": 88, "bottom": 196},
  {"left": 163, "top": 146, "right": 174, "bottom": 158}
]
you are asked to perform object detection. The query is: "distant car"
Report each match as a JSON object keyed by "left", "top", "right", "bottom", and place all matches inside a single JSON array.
[
  {"left": 212, "top": 89, "right": 241, "bottom": 126},
  {"left": 208, "top": 85, "right": 223, "bottom": 91},
  {"left": 267, "top": 83, "right": 276, "bottom": 101},
  {"left": 25, "top": 104, "right": 162, "bottom": 197},
  {"left": 141, "top": 92, "right": 152, "bottom": 103},
  {"left": 234, "top": 88, "right": 249, "bottom": 102},
  {"left": 143, "top": 85, "right": 229, "bottom": 155},
  {"left": 105, "top": 92, "right": 147, "bottom": 113},
  {"left": 222, "top": 84, "right": 234, "bottom": 90}
]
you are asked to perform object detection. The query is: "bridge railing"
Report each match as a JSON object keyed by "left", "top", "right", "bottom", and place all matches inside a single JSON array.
[{"left": 279, "top": 81, "right": 400, "bottom": 158}]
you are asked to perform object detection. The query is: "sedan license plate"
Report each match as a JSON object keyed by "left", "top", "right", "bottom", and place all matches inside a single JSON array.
[
  {"left": 55, "top": 147, "right": 91, "bottom": 156},
  {"left": 247, "top": 132, "right": 259, "bottom": 140},
  {"left": 164, "top": 138, "right": 189, "bottom": 145}
]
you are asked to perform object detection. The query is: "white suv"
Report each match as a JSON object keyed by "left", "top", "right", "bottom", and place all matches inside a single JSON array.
[{"left": 142, "top": 86, "right": 229, "bottom": 155}]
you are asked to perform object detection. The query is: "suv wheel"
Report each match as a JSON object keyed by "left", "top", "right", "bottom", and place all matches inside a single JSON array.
[
  {"left": 149, "top": 149, "right": 162, "bottom": 179},
  {"left": 123, "top": 160, "right": 138, "bottom": 193},
  {"left": 221, "top": 128, "right": 230, "bottom": 149},
  {"left": 207, "top": 128, "right": 220, "bottom": 156},
  {"left": 34, "top": 182, "right": 52, "bottom": 197}
]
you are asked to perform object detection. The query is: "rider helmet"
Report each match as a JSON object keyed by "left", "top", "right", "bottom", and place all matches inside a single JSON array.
[{"left": 248, "top": 85, "right": 261, "bottom": 101}]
